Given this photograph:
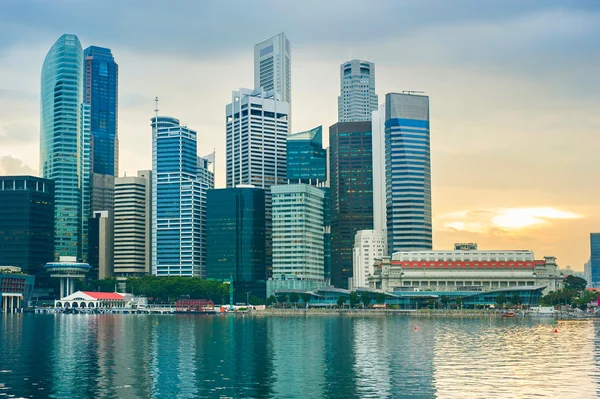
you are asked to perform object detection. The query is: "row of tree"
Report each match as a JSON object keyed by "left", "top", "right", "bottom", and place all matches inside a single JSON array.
[
  {"left": 267, "top": 291, "right": 389, "bottom": 308},
  {"left": 540, "top": 276, "right": 598, "bottom": 310}
]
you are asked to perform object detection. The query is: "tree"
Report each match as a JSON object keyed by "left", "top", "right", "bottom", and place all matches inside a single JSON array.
[
  {"left": 564, "top": 275, "right": 587, "bottom": 292},
  {"left": 249, "top": 296, "right": 263, "bottom": 306},
  {"left": 495, "top": 293, "right": 507, "bottom": 309},
  {"left": 277, "top": 294, "right": 287, "bottom": 307},
  {"left": 337, "top": 296, "right": 347, "bottom": 308},
  {"left": 375, "top": 292, "right": 387, "bottom": 304},
  {"left": 349, "top": 291, "right": 361, "bottom": 308},
  {"left": 509, "top": 293, "right": 523, "bottom": 307},
  {"left": 360, "top": 291, "right": 371, "bottom": 308},
  {"left": 301, "top": 293, "right": 312, "bottom": 308},
  {"left": 454, "top": 297, "right": 464, "bottom": 309},
  {"left": 440, "top": 295, "right": 450, "bottom": 309},
  {"left": 265, "top": 295, "right": 277, "bottom": 307},
  {"left": 289, "top": 292, "right": 300, "bottom": 307}
]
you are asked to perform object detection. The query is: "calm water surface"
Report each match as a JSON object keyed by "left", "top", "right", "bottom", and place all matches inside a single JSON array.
[{"left": 1, "top": 314, "right": 600, "bottom": 398}]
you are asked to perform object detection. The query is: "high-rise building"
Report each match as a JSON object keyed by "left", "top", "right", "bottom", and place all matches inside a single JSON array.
[
  {"left": 114, "top": 170, "right": 152, "bottom": 280},
  {"left": 322, "top": 186, "right": 332, "bottom": 281},
  {"left": 286, "top": 125, "right": 327, "bottom": 184},
  {"left": 152, "top": 116, "right": 214, "bottom": 277},
  {"left": 268, "top": 184, "right": 326, "bottom": 296},
  {"left": 206, "top": 186, "right": 266, "bottom": 298},
  {"left": 385, "top": 93, "right": 432, "bottom": 252},
  {"left": 590, "top": 233, "right": 600, "bottom": 288},
  {"left": 254, "top": 32, "right": 291, "bottom": 104},
  {"left": 352, "top": 230, "right": 387, "bottom": 289},
  {"left": 338, "top": 60, "right": 378, "bottom": 122},
  {"left": 84, "top": 46, "right": 118, "bottom": 214},
  {"left": 371, "top": 104, "right": 386, "bottom": 231},
  {"left": 329, "top": 122, "right": 374, "bottom": 289},
  {"left": 226, "top": 88, "right": 290, "bottom": 189},
  {"left": 88, "top": 210, "right": 114, "bottom": 279},
  {"left": 40, "top": 34, "right": 86, "bottom": 260},
  {"left": 0, "top": 176, "right": 55, "bottom": 279}
]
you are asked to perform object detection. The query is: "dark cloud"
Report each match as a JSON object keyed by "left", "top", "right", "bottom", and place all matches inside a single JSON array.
[{"left": 0, "top": 155, "right": 36, "bottom": 175}]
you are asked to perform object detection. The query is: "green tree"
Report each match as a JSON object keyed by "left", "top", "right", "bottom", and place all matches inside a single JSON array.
[
  {"left": 277, "top": 294, "right": 287, "bottom": 307},
  {"left": 495, "top": 293, "right": 507, "bottom": 309},
  {"left": 454, "top": 297, "right": 464, "bottom": 309},
  {"left": 564, "top": 275, "right": 587, "bottom": 292},
  {"left": 249, "top": 296, "right": 263, "bottom": 306},
  {"left": 289, "top": 292, "right": 300, "bottom": 307},
  {"left": 301, "top": 293, "right": 312, "bottom": 308},
  {"left": 349, "top": 291, "right": 361, "bottom": 308},
  {"left": 337, "top": 296, "right": 347, "bottom": 308},
  {"left": 440, "top": 295, "right": 450, "bottom": 309},
  {"left": 375, "top": 292, "right": 387, "bottom": 304},
  {"left": 265, "top": 295, "right": 277, "bottom": 307},
  {"left": 360, "top": 291, "right": 372, "bottom": 308},
  {"left": 509, "top": 293, "right": 523, "bottom": 307}
]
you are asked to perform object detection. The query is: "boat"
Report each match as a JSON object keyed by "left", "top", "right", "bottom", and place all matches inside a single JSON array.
[{"left": 501, "top": 311, "right": 516, "bottom": 317}]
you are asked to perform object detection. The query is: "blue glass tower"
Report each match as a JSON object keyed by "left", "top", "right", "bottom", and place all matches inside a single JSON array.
[
  {"left": 40, "top": 34, "right": 85, "bottom": 260},
  {"left": 385, "top": 93, "right": 432, "bottom": 252},
  {"left": 591, "top": 233, "right": 600, "bottom": 288},
  {"left": 152, "top": 116, "right": 214, "bottom": 277},
  {"left": 286, "top": 126, "right": 327, "bottom": 184}
]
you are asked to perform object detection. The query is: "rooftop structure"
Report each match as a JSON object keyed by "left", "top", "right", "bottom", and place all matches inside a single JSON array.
[{"left": 44, "top": 256, "right": 91, "bottom": 298}]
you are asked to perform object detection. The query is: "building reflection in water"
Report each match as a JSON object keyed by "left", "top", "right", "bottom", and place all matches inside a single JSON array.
[{"left": 353, "top": 317, "right": 391, "bottom": 398}]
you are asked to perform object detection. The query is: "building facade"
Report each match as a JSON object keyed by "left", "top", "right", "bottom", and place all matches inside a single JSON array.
[
  {"left": 40, "top": 34, "right": 86, "bottom": 260},
  {"left": 371, "top": 104, "right": 386, "bottom": 231},
  {"left": 269, "top": 184, "right": 326, "bottom": 295},
  {"left": 352, "top": 230, "right": 387, "bottom": 289},
  {"left": 88, "top": 210, "right": 114, "bottom": 279},
  {"left": 114, "top": 171, "right": 152, "bottom": 280},
  {"left": 254, "top": 32, "right": 291, "bottom": 104},
  {"left": 329, "top": 122, "right": 374, "bottom": 288},
  {"left": 591, "top": 233, "right": 600, "bottom": 287},
  {"left": 0, "top": 176, "right": 55, "bottom": 278},
  {"left": 286, "top": 125, "right": 327, "bottom": 184},
  {"left": 369, "top": 250, "right": 562, "bottom": 295},
  {"left": 152, "top": 116, "right": 214, "bottom": 277},
  {"left": 385, "top": 93, "right": 432, "bottom": 253},
  {"left": 338, "top": 60, "right": 378, "bottom": 122}
]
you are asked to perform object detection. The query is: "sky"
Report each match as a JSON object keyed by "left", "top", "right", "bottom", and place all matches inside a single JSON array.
[{"left": 0, "top": 0, "right": 598, "bottom": 270}]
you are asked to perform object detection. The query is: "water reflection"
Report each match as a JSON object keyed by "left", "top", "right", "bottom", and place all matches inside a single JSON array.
[{"left": 2, "top": 314, "right": 600, "bottom": 398}]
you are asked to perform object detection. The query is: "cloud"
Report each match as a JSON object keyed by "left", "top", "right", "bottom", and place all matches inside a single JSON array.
[
  {"left": 439, "top": 207, "right": 581, "bottom": 233},
  {"left": 0, "top": 123, "right": 37, "bottom": 145},
  {"left": 0, "top": 155, "right": 36, "bottom": 176}
]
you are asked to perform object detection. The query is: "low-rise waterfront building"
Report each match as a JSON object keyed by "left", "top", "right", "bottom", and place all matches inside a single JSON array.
[
  {"left": 352, "top": 230, "right": 387, "bottom": 289},
  {"left": 0, "top": 268, "right": 35, "bottom": 312}
]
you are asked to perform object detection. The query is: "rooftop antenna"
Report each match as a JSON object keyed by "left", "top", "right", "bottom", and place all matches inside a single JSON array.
[
  {"left": 154, "top": 96, "right": 159, "bottom": 120},
  {"left": 212, "top": 148, "right": 216, "bottom": 176},
  {"left": 402, "top": 90, "right": 425, "bottom": 95}
]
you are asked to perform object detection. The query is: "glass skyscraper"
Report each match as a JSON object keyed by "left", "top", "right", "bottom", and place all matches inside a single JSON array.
[
  {"left": 384, "top": 93, "right": 432, "bottom": 253},
  {"left": 40, "top": 34, "right": 86, "bottom": 260},
  {"left": 591, "top": 233, "right": 600, "bottom": 287},
  {"left": 286, "top": 125, "right": 327, "bottom": 184},
  {"left": 338, "top": 60, "right": 378, "bottom": 122},
  {"left": 329, "top": 122, "right": 374, "bottom": 288},
  {"left": 152, "top": 116, "right": 214, "bottom": 277}
]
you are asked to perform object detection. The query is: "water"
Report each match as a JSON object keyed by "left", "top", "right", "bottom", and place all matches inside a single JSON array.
[{"left": 1, "top": 314, "right": 600, "bottom": 398}]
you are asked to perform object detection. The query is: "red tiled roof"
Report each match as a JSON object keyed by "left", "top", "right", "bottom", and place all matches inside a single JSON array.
[
  {"left": 81, "top": 291, "right": 125, "bottom": 300},
  {"left": 391, "top": 260, "right": 543, "bottom": 269}
]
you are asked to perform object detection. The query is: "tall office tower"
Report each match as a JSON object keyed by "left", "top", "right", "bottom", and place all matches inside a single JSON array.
[
  {"left": 329, "top": 122, "right": 374, "bottom": 289},
  {"left": 322, "top": 186, "right": 331, "bottom": 281},
  {"left": 385, "top": 93, "right": 432, "bottom": 253},
  {"left": 80, "top": 103, "right": 92, "bottom": 261},
  {"left": 0, "top": 176, "right": 55, "bottom": 279},
  {"left": 206, "top": 186, "right": 266, "bottom": 299},
  {"left": 371, "top": 104, "right": 386, "bottom": 230},
  {"left": 352, "top": 229, "right": 387, "bottom": 289},
  {"left": 152, "top": 116, "right": 214, "bottom": 277},
  {"left": 84, "top": 46, "right": 118, "bottom": 213},
  {"left": 286, "top": 125, "right": 327, "bottom": 184},
  {"left": 114, "top": 170, "right": 152, "bottom": 280},
  {"left": 88, "top": 210, "right": 114, "bottom": 279},
  {"left": 338, "top": 60, "right": 378, "bottom": 122},
  {"left": 268, "top": 184, "right": 325, "bottom": 296},
  {"left": 196, "top": 155, "right": 215, "bottom": 270},
  {"left": 226, "top": 88, "right": 290, "bottom": 188},
  {"left": 591, "top": 233, "right": 600, "bottom": 287},
  {"left": 40, "top": 34, "right": 86, "bottom": 260},
  {"left": 254, "top": 32, "right": 291, "bottom": 104}
]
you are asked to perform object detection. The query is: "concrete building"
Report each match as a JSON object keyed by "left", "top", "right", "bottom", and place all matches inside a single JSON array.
[
  {"left": 88, "top": 210, "right": 114, "bottom": 279},
  {"left": 338, "top": 60, "right": 378, "bottom": 122},
  {"left": 114, "top": 170, "right": 152, "bottom": 280},
  {"left": 385, "top": 93, "right": 432, "bottom": 253},
  {"left": 590, "top": 233, "right": 600, "bottom": 287},
  {"left": 352, "top": 230, "right": 387, "bottom": 289},
  {"left": 0, "top": 268, "right": 35, "bottom": 312},
  {"left": 368, "top": 249, "right": 563, "bottom": 295},
  {"left": 254, "top": 32, "right": 291, "bottom": 104},
  {"left": 268, "top": 184, "right": 326, "bottom": 296},
  {"left": 371, "top": 104, "right": 386, "bottom": 231}
]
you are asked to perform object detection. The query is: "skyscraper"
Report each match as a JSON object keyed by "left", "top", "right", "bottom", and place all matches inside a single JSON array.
[
  {"left": 254, "top": 33, "right": 291, "bottom": 104},
  {"left": 286, "top": 125, "right": 327, "bottom": 184},
  {"left": 84, "top": 46, "right": 118, "bottom": 213},
  {"left": 0, "top": 176, "right": 55, "bottom": 279},
  {"left": 40, "top": 34, "right": 86, "bottom": 260},
  {"left": 591, "top": 233, "right": 600, "bottom": 287},
  {"left": 152, "top": 116, "right": 214, "bottom": 277},
  {"left": 329, "top": 122, "right": 374, "bottom": 288},
  {"left": 385, "top": 93, "right": 432, "bottom": 253},
  {"left": 88, "top": 210, "right": 114, "bottom": 279},
  {"left": 338, "top": 60, "right": 378, "bottom": 122},
  {"left": 114, "top": 170, "right": 152, "bottom": 280},
  {"left": 371, "top": 104, "right": 386, "bottom": 231}
]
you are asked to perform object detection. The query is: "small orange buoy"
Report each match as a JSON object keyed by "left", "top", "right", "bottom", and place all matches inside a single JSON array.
[{"left": 554, "top": 329, "right": 558, "bottom": 333}]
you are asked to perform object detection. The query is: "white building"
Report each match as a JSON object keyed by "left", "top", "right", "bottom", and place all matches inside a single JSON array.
[
  {"left": 352, "top": 230, "right": 387, "bottom": 289},
  {"left": 254, "top": 32, "right": 291, "bottom": 104},
  {"left": 371, "top": 104, "right": 386, "bottom": 231},
  {"left": 338, "top": 60, "right": 378, "bottom": 122},
  {"left": 368, "top": 249, "right": 563, "bottom": 294},
  {"left": 114, "top": 170, "right": 152, "bottom": 280},
  {"left": 226, "top": 88, "right": 290, "bottom": 190},
  {"left": 268, "top": 184, "right": 326, "bottom": 295}
]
